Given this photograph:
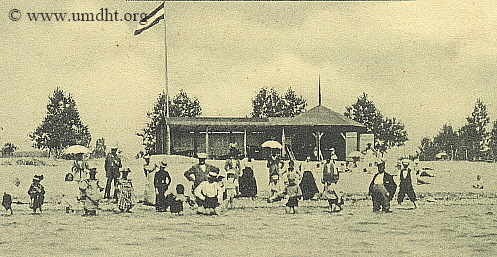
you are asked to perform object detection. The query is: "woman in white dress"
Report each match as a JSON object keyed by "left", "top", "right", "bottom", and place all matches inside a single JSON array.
[{"left": 143, "top": 155, "right": 157, "bottom": 205}]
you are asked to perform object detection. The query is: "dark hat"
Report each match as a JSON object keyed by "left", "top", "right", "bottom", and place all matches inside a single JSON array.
[
  {"left": 89, "top": 167, "right": 97, "bottom": 173},
  {"left": 33, "top": 175, "right": 44, "bottom": 181},
  {"left": 122, "top": 168, "right": 131, "bottom": 173}
]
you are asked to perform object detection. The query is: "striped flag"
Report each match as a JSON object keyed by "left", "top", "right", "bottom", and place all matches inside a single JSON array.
[{"left": 134, "top": 2, "right": 165, "bottom": 36}]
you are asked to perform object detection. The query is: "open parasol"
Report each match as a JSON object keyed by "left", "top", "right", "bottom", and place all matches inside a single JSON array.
[
  {"left": 63, "top": 145, "right": 91, "bottom": 155},
  {"left": 261, "top": 140, "right": 283, "bottom": 149}
]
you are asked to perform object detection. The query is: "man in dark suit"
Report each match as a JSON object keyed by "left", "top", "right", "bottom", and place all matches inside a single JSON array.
[
  {"left": 184, "top": 153, "right": 219, "bottom": 213},
  {"left": 368, "top": 159, "right": 397, "bottom": 213},
  {"left": 104, "top": 147, "right": 122, "bottom": 199}
]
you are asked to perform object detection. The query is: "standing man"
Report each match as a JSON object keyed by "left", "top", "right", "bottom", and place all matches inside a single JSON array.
[
  {"left": 368, "top": 159, "right": 397, "bottom": 213},
  {"left": 184, "top": 153, "right": 219, "bottom": 214},
  {"left": 104, "top": 147, "right": 122, "bottom": 200},
  {"left": 154, "top": 161, "right": 171, "bottom": 212},
  {"left": 397, "top": 159, "right": 417, "bottom": 208}
]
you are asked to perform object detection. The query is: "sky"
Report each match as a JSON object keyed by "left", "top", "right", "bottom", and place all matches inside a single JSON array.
[{"left": 1, "top": 0, "right": 497, "bottom": 158}]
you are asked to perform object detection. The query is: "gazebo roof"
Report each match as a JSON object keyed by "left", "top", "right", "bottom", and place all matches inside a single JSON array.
[
  {"left": 270, "top": 105, "right": 365, "bottom": 127},
  {"left": 165, "top": 105, "right": 364, "bottom": 128}
]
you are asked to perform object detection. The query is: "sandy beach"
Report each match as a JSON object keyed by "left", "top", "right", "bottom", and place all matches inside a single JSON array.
[{"left": 0, "top": 157, "right": 496, "bottom": 256}]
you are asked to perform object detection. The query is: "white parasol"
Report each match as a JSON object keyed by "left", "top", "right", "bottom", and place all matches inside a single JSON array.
[{"left": 261, "top": 140, "right": 283, "bottom": 149}]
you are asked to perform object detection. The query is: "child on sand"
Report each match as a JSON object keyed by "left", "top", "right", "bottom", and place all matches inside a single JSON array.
[
  {"left": 283, "top": 174, "right": 302, "bottom": 214},
  {"left": 224, "top": 170, "right": 237, "bottom": 209},
  {"left": 167, "top": 184, "right": 194, "bottom": 215},
  {"left": 473, "top": 175, "right": 484, "bottom": 190},
  {"left": 79, "top": 168, "right": 104, "bottom": 216},
  {"left": 322, "top": 182, "right": 343, "bottom": 212},
  {"left": 28, "top": 175, "right": 45, "bottom": 214},
  {"left": 195, "top": 171, "right": 223, "bottom": 215},
  {"left": 2, "top": 192, "right": 13, "bottom": 215}
]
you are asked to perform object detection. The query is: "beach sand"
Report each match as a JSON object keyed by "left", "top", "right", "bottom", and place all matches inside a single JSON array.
[{"left": 0, "top": 157, "right": 496, "bottom": 256}]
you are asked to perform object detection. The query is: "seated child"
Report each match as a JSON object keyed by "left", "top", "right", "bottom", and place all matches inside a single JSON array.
[
  {"left": 167, "top": 184, "right": 194, "bottom": 215},
  {"left": 322, "top": 182, "right": 343, "bottom": 212},
  {"left": 283, "top": 174, "right": 302, "bottom": 214}
]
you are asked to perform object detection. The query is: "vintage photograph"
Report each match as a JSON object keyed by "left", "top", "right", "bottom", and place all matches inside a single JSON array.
[{"left": 1, "top": 0, "right": 496, "bottom": 255}]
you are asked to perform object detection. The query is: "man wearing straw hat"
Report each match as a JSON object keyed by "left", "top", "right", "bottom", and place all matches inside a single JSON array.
[{"left": 184, "top": 153, "right": 219, "bottom": 213}]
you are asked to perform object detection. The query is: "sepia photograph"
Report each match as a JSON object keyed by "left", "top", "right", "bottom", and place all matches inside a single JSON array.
[{"left": 1, "top": 0, "right": 496, "bottom": 255}]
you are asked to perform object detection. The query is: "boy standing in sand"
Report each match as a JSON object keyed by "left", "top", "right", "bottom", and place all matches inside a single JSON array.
[{"left": 397, "top": 159, "right": 417, "bottom": 208}]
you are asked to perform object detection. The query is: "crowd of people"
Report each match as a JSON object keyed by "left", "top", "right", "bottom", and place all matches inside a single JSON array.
[{"left": 1, "top": 145, "right": 437, "bottom": 217}]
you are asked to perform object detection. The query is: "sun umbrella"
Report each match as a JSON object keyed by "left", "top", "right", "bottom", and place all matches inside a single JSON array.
[
  {"left": 261, "top": 140, "right": 283, "bottom": 149},
  {"left": 435, "top": 152, "right": 447, "bottom": 159},
  {"left": 347, "top": 151, "right": 363, "bottom": 158},
  {"left": 63, "top": 145, "right": 91, "bottom": 155}
]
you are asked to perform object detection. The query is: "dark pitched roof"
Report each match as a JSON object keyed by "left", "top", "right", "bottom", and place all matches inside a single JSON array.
[
  {"left": 165, "top": 116, "right": 269, "bottom": 126},
  {"left": 270, "top": 105, "right": 365, "bottom": 127},
  {"left": 165, "top": 105, "right": 364, "bottom": 128}
]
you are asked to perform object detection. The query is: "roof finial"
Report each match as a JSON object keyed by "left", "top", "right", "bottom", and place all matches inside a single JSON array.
[{"left": 318, "top": 74, "right": 322, "bottom": 106}]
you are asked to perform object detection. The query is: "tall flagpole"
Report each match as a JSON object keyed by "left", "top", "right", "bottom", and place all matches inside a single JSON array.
[{"left": 164, "top": 5, "right": 171, "bottom": 155}]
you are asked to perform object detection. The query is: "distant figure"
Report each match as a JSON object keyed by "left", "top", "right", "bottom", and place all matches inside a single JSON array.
[
  {"left": 194, "top": 171, "right": 223, "bottom": 215},
  {"left": 283, "top": 174, "right": 302, "bottom": 214},
  {"left": 224, "top": 153, "right": 241, "bottom": 195},
  {"left": 184, "top": 153, "right": 220, "bottom": 214},
  {"left": 28, "top": 175, "right": 45, "bottom": 214},
  {"left": 229, "top": 139, "right": 238, "bottom": 157},
  {"left": 267, "top": 174, "right": 285, "bottom": 203},
  {"left": 368, "top": 160, "right": 397, "bottom": 213},
  {"left": 143, "top": 154, "right": 157, "bottom": 205},
  {"left": 322, "top": 180, "right": 343, "bottom": 213},
  {"left": 79, "top": 168, "right": 104, "bottom": 216},
  {"left": 2, "top": 192, "right": 13, "bottom": 215},
  {"left": 117, "top": 168, "right": 136, "bottom": 213},
  {"left": 224, "top": 170, "right": 237, "bottom": 209},
  {"left": 300, "top": 170, "right": 319, "bottom": 200},
  {"left": 362, "top": 143, "right": 377, "bottom": 173},
  {"left": 322, "top": 158, "right": 335, "bottom": 185},
  {"left": 61, "top": 173, "right": 78, "bottom": 213},
  {"left": 166, "top": 184, "right": 193, "bottom": 215},
  {"left": 281, "top": 159, "right": 301, "bottom": 185},
  {"left": 155, "top": 161, "right": 172, "bottom": 212},
  {"left": 104, "top": 147, "right": 122, "bottom": 199},
  {"left": 473, "top": 175, "right": 484, "bottom": 190},
  {"left": 239, "top": 158, "right": 257, "bottom": 199},
  {"left": 397, "top": 159, "right": 417, "bottom": 208},
  {"left": 72, "top": 153, "right": 89, "bottom": 182},
  {"left": 267, "top": 153, "right": 283, "bottom": 181}
]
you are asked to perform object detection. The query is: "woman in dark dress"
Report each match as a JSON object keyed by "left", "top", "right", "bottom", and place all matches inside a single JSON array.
[
  {"left": 299, "top": 171, "right": 319, "bottom": 200},
  {"left": 239, "top": 164, "right": 257, "bottom": 198}
]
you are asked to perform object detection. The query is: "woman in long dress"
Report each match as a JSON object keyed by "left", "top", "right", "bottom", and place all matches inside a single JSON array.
[
  {"left": 299, "top": 170, "right": 319, "bottom": 200},
  {"left": 143, "top": 155, "right": 157, "bottom": 205},
  {"left": 239, "top": 158, "right": 257, "bottom": 198}
]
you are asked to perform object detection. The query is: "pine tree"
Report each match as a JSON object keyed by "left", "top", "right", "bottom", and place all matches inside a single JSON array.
[
  {"left": 252, "top": 87, "right": 307, "bottom": 118},
  {"left": 138, "top": 90, "right": 201, "bottom": 154},
  {"left": 458, "top": 99, "right": 489, "bottom": 161},
  {"left": 30, "top": 88, "right": 91, "bottom": 157},
  {"left": 345, "top": 93, "right": 408, "bottom": 155}
]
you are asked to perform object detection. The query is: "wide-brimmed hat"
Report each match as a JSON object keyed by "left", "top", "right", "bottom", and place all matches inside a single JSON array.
[
  {"left": 159, "top": 161, "right": 167, "bottom": 167},
  {"left": 197, "top": 153, "right": 208, "bottom": 159},
  {"left": 121, "top": 168, "right": 131, "bottom": 173},
  {"left": 377, "top": 158, "right": 386, "bottom": 165},
  {"left": 271, "top": 174, "right": 279, "bottom": 180},
  {"left": 89, "top": 167, "right": 97, "bottom": 173},
  {"left": 401, "top": 159, "right": 410, "bottom": 164},
  {"left": 143, "top": 154, "right": 151, "bottom": 159},
  {"left": 33, "top": 175, "right": 44, "bottom": 181},
  {"left": 208, "top": 171, "right": 218, "bottom": 177}
]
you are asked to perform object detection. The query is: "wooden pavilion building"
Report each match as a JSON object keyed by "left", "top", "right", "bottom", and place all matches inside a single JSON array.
[{"left": 160, "top": 104, "right": 367, "bottom": 161}]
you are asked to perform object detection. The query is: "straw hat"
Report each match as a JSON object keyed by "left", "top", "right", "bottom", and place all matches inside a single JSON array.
[{"left": 197, "top": 153, "right": 208, "bottom": 159}]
